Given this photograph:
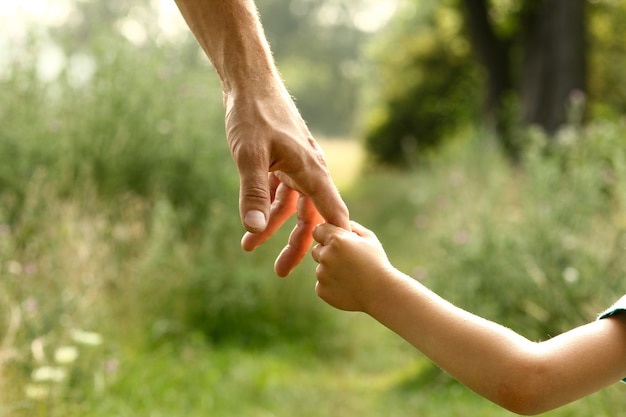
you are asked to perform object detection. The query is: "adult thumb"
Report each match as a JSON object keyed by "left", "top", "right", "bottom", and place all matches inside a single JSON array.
[{"left": 239, "top": 168, "right": 271, "bottom": 233}]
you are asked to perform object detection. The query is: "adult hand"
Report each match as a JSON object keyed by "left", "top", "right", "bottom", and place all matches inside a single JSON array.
[
  {"left": 226, "top": 89, "right": 350, "bottom": 277},
  {"left": 172, "top": 0, "right": 349, "bottom": 276}
]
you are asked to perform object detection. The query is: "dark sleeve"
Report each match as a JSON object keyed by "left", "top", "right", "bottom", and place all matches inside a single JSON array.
[
  {"left": 598, "top": 295, "right": 626, "bottom": 383},
  {"left": 598, "top": 295, "right": 626, "bottom": 320}
]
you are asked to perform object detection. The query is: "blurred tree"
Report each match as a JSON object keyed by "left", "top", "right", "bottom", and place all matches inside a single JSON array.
[
  {"left": 363, "top": 0, "right": 480, "bottom": 166},
  {"left": 257, "top": 0, "right": 373, "bottom": 136},
  {"left": 49, "top": 0, "right": 149, "bottom": 50},
  {"left": 516, "top": 0, "right": 586, "bottom": 133},
  {"left": 463, "top": 0, "right": 586, "bottom": 156},
  {"left": 588, "top": 0, "right": 626, "bottom": 120},
  {"left": 45, "top": 0, "right": 373, "bottom": 137},
  {"left": 365, "top": 0, "right": 593, "bottom": 165}
]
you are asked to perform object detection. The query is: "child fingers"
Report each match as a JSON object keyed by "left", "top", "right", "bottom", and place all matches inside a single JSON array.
[
  {"left": 312, "top": 223, "right": 330, "bottom": 245},
  {"left": 349, "top": 221, "right": 378, "bottom": 239},
  {"left": 311, "top": 243, "right": 324, "bottom": 263},
  {"left": 312, "top": 222, "right": 344, "bottom": 245}
]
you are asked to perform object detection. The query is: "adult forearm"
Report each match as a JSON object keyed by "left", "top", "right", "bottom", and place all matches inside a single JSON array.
[{"left": 174, "top": 0, "right": 281, "bottom": 93}]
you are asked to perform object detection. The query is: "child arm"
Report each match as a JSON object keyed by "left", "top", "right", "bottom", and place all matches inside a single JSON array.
[{"left": 312, "top": 222, "right": 626, "bottom": 415}]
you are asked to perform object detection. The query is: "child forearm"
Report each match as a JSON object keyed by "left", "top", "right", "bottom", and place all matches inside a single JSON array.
[
  {"left": 363, "top": 269, "right": 537, "bottom": 411},
  {"left": 364, "top": 269, "right": 626, "bottom": 415}
]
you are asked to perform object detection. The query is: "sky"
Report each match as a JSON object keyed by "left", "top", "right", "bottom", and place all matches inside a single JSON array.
[
  {"left": 0, "top": 0, "right": 398, "bottom": 39},
  {"left": 0, "top": 0, "right": 187, "bottom": 81},
  {"left": 0, "top": 0, "right": 186, "bottom": 40},
  {"left": 0, "top": 0, "right": 398, "bottom": 81}
]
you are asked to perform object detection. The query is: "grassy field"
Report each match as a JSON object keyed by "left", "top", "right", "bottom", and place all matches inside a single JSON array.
[
  {"left": 317, "top": 137, "right": 365, "bottom": 191},
  {"left": 64, "top": 333, "right": 626, "bottom": 417},
  {"left": 3, "top": 129, "right": 626, "bottom": 417},
  {"left": 1, "top": 35, "right": 626, "bottom": 415}
]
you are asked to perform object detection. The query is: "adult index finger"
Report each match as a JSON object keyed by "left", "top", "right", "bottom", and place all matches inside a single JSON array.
[{"left": 286, "top": 170, "right": 350, "bottom": 231}]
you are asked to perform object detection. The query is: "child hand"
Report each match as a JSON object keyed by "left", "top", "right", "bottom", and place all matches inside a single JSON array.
[{"left": 312, "top": 221, "right": 392, "bottom": 312}]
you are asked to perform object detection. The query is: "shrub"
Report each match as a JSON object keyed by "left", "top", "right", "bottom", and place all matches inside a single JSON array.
[
  {"left": 361, "top": 2, "right": 480, "bottom": 167},
  {"left": 348, "top": 120, "right": 626, "bottom": 340},
  {"left": 422, "top": 123, "right": 626, "bottom": 338}
]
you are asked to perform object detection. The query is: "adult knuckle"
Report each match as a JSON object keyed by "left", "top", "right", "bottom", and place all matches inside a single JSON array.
[{"left": 242, "top": 183, "right": 269, "bottom": 203}]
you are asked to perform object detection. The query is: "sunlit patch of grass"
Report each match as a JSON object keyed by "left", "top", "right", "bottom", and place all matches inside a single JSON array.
[
  {"left": 317, "top": 137, "right": 364, "bottom": 191},
  {"left": 72, "top": 334, "right": 418, "bottom": 417},
  {"left": 39, "top": 328, "right": 625, "bottom": 417}
]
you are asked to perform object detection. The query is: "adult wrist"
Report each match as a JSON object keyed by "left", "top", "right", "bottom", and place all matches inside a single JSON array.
[
  {"left": 222, "top": 76, "right": 296, "bottom": 122},
  {"left": 223, "top": 70, "right": 287, "bottom": 100}
]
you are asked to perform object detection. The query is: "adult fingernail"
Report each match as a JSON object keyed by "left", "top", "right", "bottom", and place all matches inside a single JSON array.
[{"left": 244, "top": 210, "right": 266, "bottom": 231}]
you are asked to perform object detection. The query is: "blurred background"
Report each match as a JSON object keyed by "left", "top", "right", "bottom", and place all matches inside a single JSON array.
[{"left": 1, "top": 0, "right": 625, "bottom": 415}]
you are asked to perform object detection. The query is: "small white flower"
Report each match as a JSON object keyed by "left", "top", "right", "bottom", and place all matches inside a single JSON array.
[
  {"left": 32, "top": 366, "right": 66, "bottom": 383},
  {"left": 70, "top": 329, "right": 103, "bottom": 346},
  {"left": 24, "top": 383, "right": 50, "bottom": 400},
  {"left": 562, "top": 266, "right": 579, "bottom": 284},
  {"left": 31, "top": 338, "right": 46, "bottom": 363},
  {"left": 7, "top": 260, "right": 22, "bottom": 275},
  {"left": 54, "top": 346, "right": 79, "bottom": 364}
]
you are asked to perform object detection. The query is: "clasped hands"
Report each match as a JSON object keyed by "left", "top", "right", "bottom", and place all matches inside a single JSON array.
[
  {"left": 225, "top": 88, "right": 349, "bottom": 277},
  {"left": 226, "top": 90, "right": 394, "bottom": 314}
]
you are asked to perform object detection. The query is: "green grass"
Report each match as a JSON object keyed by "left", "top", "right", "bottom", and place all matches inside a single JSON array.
[
  {"left": 12, "top": 325, "right": 626, "bottom": 417},
  {"left": 3, "top": 125, "right": 626, "bottom": 416}
]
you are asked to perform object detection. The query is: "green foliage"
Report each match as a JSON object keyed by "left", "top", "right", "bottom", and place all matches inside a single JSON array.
[
  {"left": 0, "top": 26, "right": 335, "bottom": 413},
  {"left": 350, "top": 120, "right": 626, "bottom": 341},
  {"left": 3, "top": 2, "right": 626, "bottom": 415},
  {"left": 438, "top": 122, "right": 626, "bottom": 338},
  {"left": 257, "top": 0, "right": 371, "bottom": 136},
  {"left": 0, "top": 35, "right": 229, "bottom": 232},
  {"left": 362, "top": 0, "right": 626, "bottom": 167},
  {"left": 3, "top": 40, "right": 626, "bottom": 411},
  {"left": 589, "top": 0, "right": 626, "bottom": 119},
  {"left": 362, "top": 1, "right": 480, "bottom": 167}
]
